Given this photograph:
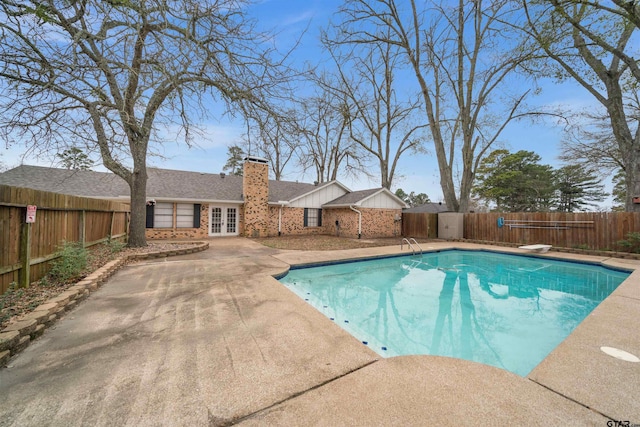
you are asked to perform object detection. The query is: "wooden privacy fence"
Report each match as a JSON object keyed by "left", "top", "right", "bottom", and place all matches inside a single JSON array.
[
  {"left": 463, "top": 212, "right": 640, "bottom": 250},
  {"left": 402, "top": 213, "right": 439, "bottom": 239},
  {"left": 0, "top": 185, "right": 130, "bottom": 295}
]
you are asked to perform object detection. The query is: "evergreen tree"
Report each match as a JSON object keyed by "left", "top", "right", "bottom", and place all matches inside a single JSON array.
[
  {"left": 555, "top": 165, "right": 608, "bottom": 212},
  {"left": 395, "top": 188, "right": 430, "bottom": 207},
  {"left": 223, "top": 145, "right": 245, "bottom": 176},
  {"left": 473, "top": 150, "right": 556, "bottom": 212},
  {"left": 611, "top": 171, "right": 627, "bottom": 212},
  {"left": 57, "top": 147, "right": 94, "bottom": 171}
]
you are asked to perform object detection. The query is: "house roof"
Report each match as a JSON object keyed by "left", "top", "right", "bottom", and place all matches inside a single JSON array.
[
  {"left": 0, "top": 165, "right": 408, "bottom": 209},
  {"left": 268, "top": 180, "right": 318, "bottom": 203},
  {"left": 0, "top": 165, "right": 340, "bottom": 204},
  {"left": 323, "top": 187, "right": 408, "bottom": 208},
  {"left": 323, "top": 188, "right": 382, "bottom": 207},
  {"left": 403, "top": 202, "right": 451, "bottom": 213},
  {"left": 0, "top": 165, "right": 130, "bottom": 198}
]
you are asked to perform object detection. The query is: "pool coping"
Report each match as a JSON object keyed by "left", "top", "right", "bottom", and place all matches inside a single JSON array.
[
  {"left": 1, "top": 238, "right": 637, "bottom": 424},
  {"left": 270, "top": 241, "right": 640, "bottom": 423}
]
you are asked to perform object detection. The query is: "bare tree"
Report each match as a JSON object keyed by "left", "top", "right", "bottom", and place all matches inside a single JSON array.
[
  {"left": 323, "top": 30, "right": 428, "bottom": 190},
  {"left": 545, "top": 1, "right": 640, "bottom": 83},
  {"left": 522, "top": 0, "right": 640, "bottom": 211},
  {"left": 297, "top": 75, "right": 369, "bottom": 183},
  {"left": 0, "top": 0, "right": 293, "bottom": 246},
  {"left": 242, "top": 109, "right": 299, "bottom": 181},
  {"left": 559, "top": 111, "right": 624, "bottom": 175},
  {"left": 329, "top": 0, "right": 534, "bottom": 211}
]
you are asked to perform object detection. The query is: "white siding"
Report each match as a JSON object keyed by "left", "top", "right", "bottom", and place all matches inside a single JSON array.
[
  {"left": 361, "top": 191, "right": 404, "bottom": 209},
  {"left": 289, "top": 183, "right": 348, "bottom": 208}
]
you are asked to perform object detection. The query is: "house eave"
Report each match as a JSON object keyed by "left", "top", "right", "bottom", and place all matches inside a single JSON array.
[
  {"left": 148, "top": 197, "right": 243, "bottom": 204},
  {"left": 321, "top": 203, "right": 361, "bottom": 209}
]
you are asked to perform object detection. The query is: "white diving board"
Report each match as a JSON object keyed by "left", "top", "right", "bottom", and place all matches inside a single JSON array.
[{"left": 518, "top": 244, "right": 552, "bottom": 253}]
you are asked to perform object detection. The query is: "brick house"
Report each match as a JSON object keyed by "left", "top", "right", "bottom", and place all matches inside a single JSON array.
[{"left": 0, "top": 156, "right": 407, "bottom": 239}]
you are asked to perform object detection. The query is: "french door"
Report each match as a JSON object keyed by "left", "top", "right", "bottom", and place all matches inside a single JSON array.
[{"left": 209, "top": 205, "right": 239, "bottom": 236}]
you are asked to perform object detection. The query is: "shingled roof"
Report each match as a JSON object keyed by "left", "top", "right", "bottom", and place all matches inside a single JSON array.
[
  {"left": 323, "top": 188, "right": 385, "bottom": 207},
  {"left": 403, "top": 202, "right": 451, "bottom": 213},
  {"left": 0, "top": 165, "right": 320, "bottom": 203},
  {"left": 268, "top": 179, "right": 319, "bottom": 203},
  {"left": 0, "top": 165, "right": 130, "bottom": 198}
]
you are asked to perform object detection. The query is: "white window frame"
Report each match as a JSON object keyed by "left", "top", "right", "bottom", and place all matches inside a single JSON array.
[
  {"left": 154, "top": 202, "right": 173, "bottom": 228},
  {"left": 176, "top": 203, "right": 195, "bottom": 228},
  {"left": 306, "top": 208, "right": 319, "bottom": 227}
]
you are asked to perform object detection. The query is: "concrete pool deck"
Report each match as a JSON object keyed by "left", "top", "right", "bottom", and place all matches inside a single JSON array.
[{"left": 0, "top": 238, "right": 638, "bottom": 425}]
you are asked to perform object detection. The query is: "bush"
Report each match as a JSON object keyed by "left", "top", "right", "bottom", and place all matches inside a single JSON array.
[
  {"left": 48, "top": 241, "right": 90, "bottom": 283},
  {"left": 617, "top": 232, "right": 640, "bottom": 253},
  {"left": 106, "top": 238, "right": 126, "bottom": 254}
]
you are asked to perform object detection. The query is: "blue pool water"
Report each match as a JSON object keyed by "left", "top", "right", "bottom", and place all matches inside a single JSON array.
[{"left": 278, "top": 250, "right": 630, "bottom": 376}]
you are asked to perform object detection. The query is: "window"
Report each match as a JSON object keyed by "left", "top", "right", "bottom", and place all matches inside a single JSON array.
[
  {"left": 176, "top": 203, "right": 194, "bottom": 228},
  {"left": 154, "top": 202, "right": 173, "bottom": 228},
  {"left": 145, "top": 203, "right": 201, "bottom": 228},
  {"left": 304, "top": 208, "right": 322, "bottom": 227}
]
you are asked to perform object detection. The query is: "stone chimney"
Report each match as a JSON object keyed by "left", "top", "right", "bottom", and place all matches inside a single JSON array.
[{"left": 242, "top": 156, "right": 269, "bottom": 237}]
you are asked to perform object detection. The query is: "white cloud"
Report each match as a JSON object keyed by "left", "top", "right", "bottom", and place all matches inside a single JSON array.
[{"left": 281, "top": 10, "right": 316, "bottom": 27}]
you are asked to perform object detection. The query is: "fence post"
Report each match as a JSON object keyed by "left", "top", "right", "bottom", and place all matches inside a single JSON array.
[
  {"left": 79, "top": 210, "right": 86, "bottom": 247},
  {"left": 110, "top": 210, "right": 115, "bottom": 239},
  {"left": 19, "top": 214, "right": 32, "bottom": 288},
  {"left": 126, "top": 212, "right": 130, "bottom": 243}
]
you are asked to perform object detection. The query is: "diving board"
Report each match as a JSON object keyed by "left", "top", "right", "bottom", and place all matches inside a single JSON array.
[{"left": 518, "top": 244, "right": 552, "bottom": 253}]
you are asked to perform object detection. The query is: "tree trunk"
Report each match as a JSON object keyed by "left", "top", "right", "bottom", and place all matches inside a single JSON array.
[
  {"left": 128, "top": 167, "right": 148, "bottom": 247},
  {"left": 628, "top": 149, "right": 640, "bottom": 212}
]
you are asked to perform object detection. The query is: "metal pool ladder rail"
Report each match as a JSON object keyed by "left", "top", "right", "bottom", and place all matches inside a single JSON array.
[{"left": 401, "top": 238, "right": 423, "bottom": 255}]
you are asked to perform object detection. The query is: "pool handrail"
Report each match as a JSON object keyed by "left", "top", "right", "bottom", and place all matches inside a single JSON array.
[
  {"left": 401, "top": 237, "right": 423, "bottom": 255},
  {"left": 409, "top": 238, "right": 424, "bottom": 255}
]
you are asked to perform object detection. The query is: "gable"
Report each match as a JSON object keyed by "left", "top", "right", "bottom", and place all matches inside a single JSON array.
[
  {"left": 360, "top": 191, "right": 406, "bottom": 209},
  {"left": 323, "top": 187, "right": 407, "bottom": 209},
  {"left": 287, "top": 182, "right": 349, "bottom": 208}
]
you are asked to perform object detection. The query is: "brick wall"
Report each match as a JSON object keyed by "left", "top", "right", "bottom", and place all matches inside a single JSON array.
[
  {"left": 146, "top": 203, "right": 210, "bottom": 239},
  {"left": 321, "top": 208, "right": 402, "bottom": 238},
  {"left": 266, "top": 206, "right": 403, "bottom": 238},
  {"left": 242, "top": 160, "right": 270, "bottom": 237},
  {"left": 267, "top": 206, "right": 324, "bottom": 236}
]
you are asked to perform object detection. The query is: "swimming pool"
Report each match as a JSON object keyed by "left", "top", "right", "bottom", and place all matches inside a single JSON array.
[{"left": 278, "top": 250, "right": 630, "bottom": 376}]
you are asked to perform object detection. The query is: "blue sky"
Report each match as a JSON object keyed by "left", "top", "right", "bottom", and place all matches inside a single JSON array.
[{"left": 0, "top": 0, "right": 607, "bottom": 204}]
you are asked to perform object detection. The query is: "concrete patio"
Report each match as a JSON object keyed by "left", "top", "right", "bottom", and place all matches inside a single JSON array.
[{"left": 0, "top": 238, "right": 638, "bottom": 426}]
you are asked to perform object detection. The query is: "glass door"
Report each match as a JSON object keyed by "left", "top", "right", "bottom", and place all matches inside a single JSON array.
[
  {"left": 209, "top": 206, "right": 239, "bottom": 236},
  {"left": 210, "top": 207, "right": 222, "bottom": 235},
  {"left": 226, "top": 208, "right": 237, "bottom": 234}
]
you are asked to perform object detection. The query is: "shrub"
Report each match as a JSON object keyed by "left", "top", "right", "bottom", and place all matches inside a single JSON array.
[
  {"left": 106, "top": 238, "right": 126, "bottom": 254},
  {"left": 48, "top": 241, "right": 90, "bottom": 283},
  {"left": 617, "top": 232, "right": 640, "bottom": 253}
]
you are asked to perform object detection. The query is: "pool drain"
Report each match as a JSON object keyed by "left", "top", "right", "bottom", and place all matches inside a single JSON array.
[{"left": 600, "top": 346, "right": 640, "bottom": 362}]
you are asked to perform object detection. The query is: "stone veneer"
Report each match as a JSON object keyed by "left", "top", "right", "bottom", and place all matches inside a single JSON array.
[{"left": 243, "top": 159, "right": 270, "bottom": 237}]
